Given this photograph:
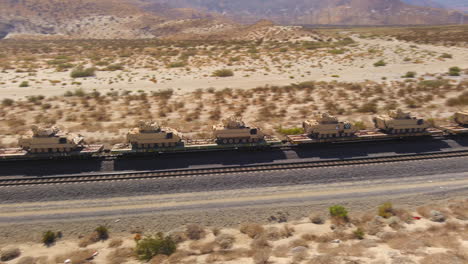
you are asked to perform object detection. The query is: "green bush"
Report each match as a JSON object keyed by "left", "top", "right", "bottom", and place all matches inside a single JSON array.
[
  {"left": 71, "top": 66, "right": 95, "bottom": 78},
  {"left": 105, "top": 64, "right": 124, "bottom": 71},
  {"left": 378, "top": 202, "right": 394, "bottom": 218},
  {"left": 1, "top": 98, "right": 14, "bottom": 106},
  {"left": 277, "top": 127, "right": 304, "bottom": 135},
  {"left": 42, "top": 231, "right": 57, "bottom": 245},
  {"left": 135, "top": 233, "right": 176, "bottom": 261},
  {"left": 19, "top": 81, "right": 29, "bottom": 87},
  {"left": 212, "top": 69, "right": 234, "bottom": 77},
  {"left": 95, "top": 226, "right": 109, "bottom": 240},
  {"left": 448, "top": 66, "right": 461, "bottom": 76},
  {"left": 403, "top": 71, "right": 416, "bottom": 78},
  {"left": 373, "top": 60, "right": 386, "bottom": 67},
  {"left": 328, "top": 49, "right": 346, "bottom": 55},
  {"left": 357, "top": 102, "right": 378, "bottom": 113},
  {"left": 353, "top": 228, "right": 365, "bottom": 240},
  {"left": 329, "top": 205, "right": 348, "bottom": 219}
]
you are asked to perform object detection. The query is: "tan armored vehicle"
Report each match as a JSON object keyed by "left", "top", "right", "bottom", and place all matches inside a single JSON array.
[
  {"left": 454, "top": 111, "right": 468, "bottom": 126},
  {"left": 303, "top": 113, "right": 357, "bottom": 139},
  {"left": 127, "top": 120, "right": 182, "bottom": 149},
  {"left": 373, "top": 109, "right": 429, "bottom": 134},
  {"left": 213, "top": 116, "right": 265, "bottom": 144},
  {"left": 18, "top": 125, "right": 83, "bottom": 153}
]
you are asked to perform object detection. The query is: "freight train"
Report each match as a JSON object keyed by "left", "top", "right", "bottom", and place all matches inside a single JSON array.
[{"left": 1, "top": 110, "right": 467, "bottom": 160}]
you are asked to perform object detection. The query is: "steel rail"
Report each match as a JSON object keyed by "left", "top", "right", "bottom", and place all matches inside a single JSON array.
[{"left": 1, "top": 150, "right": 468, "bottom": 187}]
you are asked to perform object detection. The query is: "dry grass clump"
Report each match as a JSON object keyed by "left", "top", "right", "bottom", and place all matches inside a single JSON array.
[
  {"left": 16, "top": 256, "right": 47, "bottom": 264},
  {"left": 54, "top": 249, "right": 95, "bottom": 264},
  {"left": 205, "top": 248, "right": 251, "bottom": 263},
  {"left": 289, "top": 238, "right": 309, "bottom": 248},
  {"left": 419, "top": 252, "right": 466, "bottom": 264},
  {"left": 317, "top": 243, "right": 366, "bottom": 257},
  {"left": 309, "top": 214, "right": 325, "bottom": 224},
  {"left": 149, "top": 254, "right": 168, "bottom": 264},
  {"left": 185, "top": 224, "right": 206, "bottom": 240},
  {"left": 306, "top": 254, "right": 339, "bottom": 264},
  {"left": 78, "top": 231, "right": 100, "bottom": 247},
  {"left": 240, "top": 223, "right": 265, "bottom": 239},
  {"left": 189, "top": 241, "right": 215, "bottom": 254},
  {"left": 214, "top": 234, "right": 235, "bottom": 250},
  {"left": 108, "top": 238, "right": 123, "bottom": 248},
  {"left": 448, "top": 200, "right": 468, "bottom": 220},
  {"left": 106, "top": 247, "right": 135, "bottom": 264},
  {"left": 0, "top": 247, "right": 21, "bottom": 261}
]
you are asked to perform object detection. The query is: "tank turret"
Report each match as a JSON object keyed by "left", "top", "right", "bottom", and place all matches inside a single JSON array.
[
  {"left": 373, "top": 109, "right": 429, "bottom": 134},
  {"left": 212, "top": 116, "right": 265, "bottom": 144},
  {"left": 303, "top": 113, "right": 357, "bottom": 139},
  {"left": 18, "top": 125, "right": 83, "bottom": 153},
  {"left": 454, "top": 111, "right": 468, "bottom": 126},
  {"left": 126, "top": 120, "right": 182, "bottom": 149}
]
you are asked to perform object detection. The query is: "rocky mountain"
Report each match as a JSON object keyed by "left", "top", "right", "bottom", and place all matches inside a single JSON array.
[
  {"left": 0, "top": 0, "right": 228, "bottom": 39},
  {"left": 151, "top": 0, "right": 468, "bottom": 25},
  {"left": 403, "top": 0, "right": 468, "bottom": 13}
]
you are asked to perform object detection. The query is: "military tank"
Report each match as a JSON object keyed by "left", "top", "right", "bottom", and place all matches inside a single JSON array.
[
  {"left": 18, "top": 125, "right": 84, "bottom": 153},
  {"left": 303, "top": 112, "right": 357, "bottom": 139},
  {"left": 373, "top": 109, "right": 429, "bottom": 134},
  {"left": 126, "top": 120, "right": 182, "bottom": 149},
  {"left": 454, "top": 111, "right": 468, "bottom": 126},
  {"left": 212, "top": 116, "right": 265, "bottom": 144}
]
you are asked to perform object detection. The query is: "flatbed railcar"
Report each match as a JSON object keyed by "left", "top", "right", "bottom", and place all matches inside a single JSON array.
[{"left": 1, "top": 111, "right": 467, "bottom": 161}]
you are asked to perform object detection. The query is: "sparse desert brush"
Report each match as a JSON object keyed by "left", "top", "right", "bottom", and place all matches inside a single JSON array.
[
  {"left": 70, "top": 66, "right": 96, "bottom": 78},
  {"left": 309, "top": 214, "right": 325, "bottom": 224},
  {"left": 373, "top": 60, "right": 386, "bottom": 67},
  {"left": 252, "top": 247, "right": 272, "bottom": 264},
  {"left": 0, "top": 247, "right": 21, "bottom": 261},
  {"left": 353, "top": 228, "right": 365, "bottom": 240},
  {"left": 135, "top": 233, "right": 177, "bottom": 261},
  {"left": 240, "top": 223, "right": 265, "bottom": 239},
  {"left": 185, "top": 224, "right": 206, "bottom": 240},
  {"left": 329, "top": 205, "right": 349, "bottom": 222},
  {"left": 54, "top": 249, "right": 95, "bottom": 264},
  {"left": 212, "top": 69, "right": 234, "bottom": 77},
  {"left": 215, "top": 234, "right": 235, "bottom": 250},
  {"left": 378, "top": 202, "right": 395, "bottom": 218},
  {"left": 42, "top": 230, "right": 57, "bottom": 246},
  {"left": 448, "top": 66, "right": 461, "bottom": 76},
  {"left": 106, "top": 247, "right": 135, "bottom": 264},
  {"left": 108, "top": 238, "right": 123, "bottom": 248},
  {"left": 419, "top": 252, "right": 466, "bottom": 264}
]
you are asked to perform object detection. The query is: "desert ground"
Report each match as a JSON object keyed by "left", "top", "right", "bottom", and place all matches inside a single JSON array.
[
  {"left": 0, "top": 25, "right": 467, "bottom": 147},
  {"left": 0, "top": 197, "right": 466, "bottom": 264}
]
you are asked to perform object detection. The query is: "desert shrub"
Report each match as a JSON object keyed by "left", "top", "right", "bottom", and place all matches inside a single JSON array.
[
  {"left": 446, "top": 91, "right": 468, "bottom": 106},
  {"left": 54, "top": 249, "right": 94, "bottom": 264},
  {"left": 135, "top": 234, "right": 177, "bottom": 261},
  {"left": 0, "top": 247, "right": 21, "bottom": 261},
  {"left": 357, "top": 102, "right": 378, "bottom": 113},
  {"left": 353, "top": 228, "right": 365, "bottom": 240},
  {"left": 185, "top": 224, "right": 205, "bottom": 240},
  {"left": 440, "top": 53, "right": 453, "bottom": 59},
  {"left": 215, "top": 234, "right": 235, "bottom": 250},
  {"left": 212, "top": 69, "right": 234, "bottom": 77},
  {"left": 104, "top": 64, "right": 124, "bottom": 71},
  {"left": 16, "top": 256, "right": 37, "bottom": 264},
  {"left": 277, "top": 127, "right": 304, "bottom": 135},
  {"left": 167, "top": 61, "right": 186, "bottom": 68},
  {"left": 106, "top": 247, "right": 134, "bottom": 264},
  {"left": 108, "top": 238, "right": 123, "bottom": 248},
  {"left": 1, "top": 98, "right": 14, "bottom": 106},
  {"left": 252, "top": 247, "right": 271, "bottom": 264},
  {"left": 280, "top": 225, "right": 295, "bottom": 238},
  {"left": 329, "top": 205, "right": 348, "bottom": 219},
  {"left": 240, "top": 223, "right": 265, "bottom": 239},
  {"left": 71, "top": 66, "right": 95, "bottom": 78},
  {"left": 328, "top": 49, "right": 346, "bottom": 54},
  {"left": 19, "top": 81, "right": 29, "bottom": 87},
  {"left": 289, "top": 238, "right": 309, "bottom": 248},
  {"left": 378, "top": 202, "right": 395, "bottom": 218},
  {"left": 448, "top": 66, "right": 461, "bottom": 76},
  {"left": 95, "top": 225, "right": 109, "bottom": 240},
  {"left": 78, "top": 232, "right": 100, "bottom": 247},
  {"left": 373, "top": 60, "right": 386, "bottom": 67},
  {"left": 403, "top": 71, "right": 416, "bottom": 78},
  {"left": 309, "top": 213, "right": 324, "bottom": 224},
  {"left": 42, "top": 230, "right": 57, "bottom": 245}
]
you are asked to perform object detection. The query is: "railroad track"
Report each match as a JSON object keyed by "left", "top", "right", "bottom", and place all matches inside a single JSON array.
[{"left": 2, "top": 150, "right": 468, "bottom": 187}]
